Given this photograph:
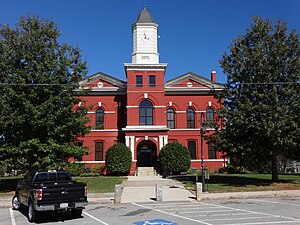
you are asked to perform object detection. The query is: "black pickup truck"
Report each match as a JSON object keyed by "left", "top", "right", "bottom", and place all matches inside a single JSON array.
[{"left": 12, "top": 170, "right": 88, "bottom": 222}]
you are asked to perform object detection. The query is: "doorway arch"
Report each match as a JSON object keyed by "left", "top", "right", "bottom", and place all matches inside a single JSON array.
[{"left": 137, "top": 140, "right": 157, "bottom": 167}]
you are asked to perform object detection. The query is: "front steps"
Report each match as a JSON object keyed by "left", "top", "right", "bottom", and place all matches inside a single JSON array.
[{"left": 137, "top": 167, "right": 156, "bottom": 176}]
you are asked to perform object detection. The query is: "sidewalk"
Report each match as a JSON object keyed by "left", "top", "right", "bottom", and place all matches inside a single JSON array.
[
  {"left": 120, "top": 176, "right": 195, "bottom": 203},
  {"left": 120, "top": 176, "right": 300, "bottom": 203}
]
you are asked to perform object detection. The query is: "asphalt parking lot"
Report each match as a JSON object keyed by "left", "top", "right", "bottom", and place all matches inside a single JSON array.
[{"left": 2, "top": 198, "right": 300, "bottom": 225}]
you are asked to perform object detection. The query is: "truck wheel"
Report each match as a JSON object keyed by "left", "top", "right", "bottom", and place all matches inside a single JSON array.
[
  {"left": 28, "top": 201, "right": 38, "bottom": 222},
  {"left": 71, "top": 208, "right": 82, "bottom": 218},
  {"left": 12, "top": 196, "right": 22, "bottom": 210}
]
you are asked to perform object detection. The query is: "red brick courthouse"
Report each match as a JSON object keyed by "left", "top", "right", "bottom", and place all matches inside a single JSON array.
[{"left": 74, "top": 7, "right": 226, "bottom": 175}]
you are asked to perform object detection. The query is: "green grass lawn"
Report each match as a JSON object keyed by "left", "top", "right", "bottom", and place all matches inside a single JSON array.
[
  {"left": 0, "top": 175, "right": 127, "bottom": 196},
  {"left": 73, "top": 176, "right": 127, "bottom": 193},
  {"left": 172, "top": 173, "right": 300, "bottom": 193},
  {"left": 2, "top": 173, "right": 300, "bottom": 196}
]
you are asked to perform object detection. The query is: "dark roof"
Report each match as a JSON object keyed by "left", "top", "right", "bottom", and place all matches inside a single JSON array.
[
  {"left": 165, "top": 72, "right": 224, "bottom": 89},
  {"left": 135, "top": 6, "right": 154, "bottom": 23},
  {"left": 78, "top": 72, "right": 126, "bottom": 88}
]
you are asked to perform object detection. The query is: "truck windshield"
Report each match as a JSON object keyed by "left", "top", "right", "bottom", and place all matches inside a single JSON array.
[{"left": 57, "top": 172, "right": 71, "bottom": 181}]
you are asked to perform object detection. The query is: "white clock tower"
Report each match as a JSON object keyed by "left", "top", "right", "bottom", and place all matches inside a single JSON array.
[{"left": 131, "top": 6, "right": 159, "bottom": 64}]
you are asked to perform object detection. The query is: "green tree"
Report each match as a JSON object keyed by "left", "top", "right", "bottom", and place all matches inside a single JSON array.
[
  {"left": 105, "top": 143, "right": 132, "bottom": 176},
  {"left": 0, "top": 16, "right": 90, "bottom": 170},
  {"left": 158, "top": 142, "right": 191, "bottom": 174},
  {"left": 215, "top": 17, "right": 300, "bottom": 181}
]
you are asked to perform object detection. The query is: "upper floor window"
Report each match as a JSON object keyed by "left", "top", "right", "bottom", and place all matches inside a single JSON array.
[
  {"left": 95, "top": 108, "right": 104, "bottom": 129},
  {"left": 208, "top": 142, "right": 217, "bottom": 159},
  {"left": 167, "top": 108, "right": 175, "bottom": 129},
  {"left": 206, "top": 107, "right": 215, "bottom": 122},
  {"left": 149, "top": 75, "right": 156, "bottom": 87},
  {"left": 136, "top": 75, "right": 143, "bottom": 87},
  {"left": 188, "top": 140, "right": 197, "bottom": 160},
  {"left": 187, "top": 108, "right": 195, "bottom": 128},
  {"left": 139, "top": 100, "right": 153, "bottom": 125}
]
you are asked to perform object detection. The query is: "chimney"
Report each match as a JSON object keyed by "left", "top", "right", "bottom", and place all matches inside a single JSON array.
[{"left": 211, "top": 70, "right": 216, "bottom": 83}]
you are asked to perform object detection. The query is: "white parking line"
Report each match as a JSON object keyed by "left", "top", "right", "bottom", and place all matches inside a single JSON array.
[
  {"left": 180, "top": 209, "right": 238, "bottom": 214},
  {"left": 199, "top": 202, "right": 300, "bottom": 223},
  {"left": 203, "top": 215, "right": 277, "bottom": 222},
  {"left": 182, "top": 212, "right": 254, "bottom": 217},
  {"left": 9, "top": 208, "right": 17, "bottom": 225},
  {"left": 222, "top": 220, "right": 300, "bottom": 225},
  {"left": 83, "top": 211, "right": 110, "bottom": 225},
  {"left": 133, "top": 202, "right": 213, "bottom": 225},
  {"left": 137, "top": 201, "right": 300, "bottom": 225},
  {"left": 252, "top": 199, "right": 300, "bottom": 207}
]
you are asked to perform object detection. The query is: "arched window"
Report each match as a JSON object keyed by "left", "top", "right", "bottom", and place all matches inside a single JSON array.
[
  {"left": 206, "top": 107, "right": 214, "bottom": 122},
  {"left": 95, "top": 108, "right": 104, "bottom": 129},
  {"left": 186, "top": 108, "right": 195, "bottom": 128},
  {"left": 75, "top": 108, "right": 82, "bottom": 115},
  {"left": 139, "top": 100, "right": 153, "bottom": 125},
  {"left": 167, "top": 108, "right": 175, "bottom": 129}
]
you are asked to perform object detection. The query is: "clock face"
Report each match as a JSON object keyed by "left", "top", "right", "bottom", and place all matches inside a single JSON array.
[{"left": 142, "top": 30, "right": 150, "bottom": 42}]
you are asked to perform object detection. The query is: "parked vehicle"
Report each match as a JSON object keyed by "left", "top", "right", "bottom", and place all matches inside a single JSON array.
[{"left": 12, "top": 169, "right": 88, "bottom": 222}]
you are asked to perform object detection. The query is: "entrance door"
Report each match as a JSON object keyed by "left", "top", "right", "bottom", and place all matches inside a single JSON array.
[{"left": 137, "top": 140, "right": 157, "bottom": 167}]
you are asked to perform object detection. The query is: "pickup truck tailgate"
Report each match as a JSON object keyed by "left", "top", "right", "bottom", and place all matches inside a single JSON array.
[{"left": 40, "top": 182, "right": 87, "bottom": 204}]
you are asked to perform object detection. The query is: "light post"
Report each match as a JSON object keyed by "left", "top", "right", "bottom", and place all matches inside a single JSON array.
[{"left": 200, "top": 112, "right": 207, "bottom": 192}]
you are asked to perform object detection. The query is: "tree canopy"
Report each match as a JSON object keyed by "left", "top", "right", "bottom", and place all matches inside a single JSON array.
[
  {"left": 158, "top": 142, "right": 191, "bottom": 174},
  {"left": 0, "top": 16, "right": 90, "bottom": 171},
  {"left": 215, "top": 17, "right": 300, "bottom": 181},
  {"left": 105, "top": 143, "right": 132, "bottom": 176}
]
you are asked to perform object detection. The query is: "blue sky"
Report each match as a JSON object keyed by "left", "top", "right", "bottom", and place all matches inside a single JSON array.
[{"left": 1, "top": 0, "right": 299, "bottom": 84}]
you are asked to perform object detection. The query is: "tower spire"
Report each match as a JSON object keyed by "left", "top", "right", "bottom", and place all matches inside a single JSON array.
[{"left": 131, "top": 6, "right": 159, "bottom": 64}]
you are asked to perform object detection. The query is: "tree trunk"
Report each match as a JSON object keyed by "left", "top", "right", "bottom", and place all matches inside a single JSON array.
[{"left": 271, "top": 154, "right": 279, "bottom": 182}]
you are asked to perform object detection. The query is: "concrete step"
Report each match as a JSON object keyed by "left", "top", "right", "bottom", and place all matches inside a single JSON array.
[{"left": 137, "top": 167, "right": 155, "bottom": 176}]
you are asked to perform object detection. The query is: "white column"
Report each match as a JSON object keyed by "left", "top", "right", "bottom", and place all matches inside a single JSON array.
[
  {"left": 125, "top": 136, "right": 130, "bottom": 147},
  {"left": 163, "top": 135, "right": 168, "bottom": 146},
  {"left": 159, "top": 136, "right": 164, "bottom": 150},
  {"left": 130, "top": 136, "right": 135, "bottom": 160}
]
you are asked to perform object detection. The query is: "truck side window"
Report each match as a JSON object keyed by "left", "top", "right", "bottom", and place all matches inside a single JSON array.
[
  {"left": 49, "top": 173, "right": 56, "bottom": 181},
  {"left": 34, "top": 173, "right": 48, "bottom": 182}
]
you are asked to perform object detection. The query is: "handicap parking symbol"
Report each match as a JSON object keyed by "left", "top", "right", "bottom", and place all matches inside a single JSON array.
[{"left": 133, "top": 219, "right": 177, "bottom": 225}]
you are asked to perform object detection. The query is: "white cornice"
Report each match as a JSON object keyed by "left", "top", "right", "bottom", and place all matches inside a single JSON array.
[
  {"left": 124, "top": 63, "right": 167, "bottom": 70},
  {"left": 165, "top": 87, "right": 223, "bottom": 91},
  {"left": 122, "top": 125, "right": 169, "bottom": 131},
  {"left": 191, "top": 159, "right": 227, "bottom": 162},
  {"left": 91, "top": 129, "right": 119, "bottom": 132}
]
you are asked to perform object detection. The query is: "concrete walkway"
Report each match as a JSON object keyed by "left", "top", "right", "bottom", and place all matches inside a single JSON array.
[
  {"left": 121, "top": 176, "right": 195, "bottom": 203},
  {"left": 119, "top": 175, "right": 300, "bottom": 203}
]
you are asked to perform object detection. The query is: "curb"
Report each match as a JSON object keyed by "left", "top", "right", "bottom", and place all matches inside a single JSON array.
[
  {"left": 0, "top": 193, "right": 115, "bottom": 208},
  {"left": 202, "top": 190, "right": 300, "bottom": 200},
  {"left": 1, "top": 190, "right": 300, "bottom": 208}
]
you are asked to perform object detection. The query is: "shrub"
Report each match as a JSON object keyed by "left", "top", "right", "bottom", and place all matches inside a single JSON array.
[
  {"left": 66, "top": 162, "right": 85, "bottom": 176},
  {"left": 79, "top": 173, "right": 100, "bottom": 177},
  {"left": 82, "top": 167, "right": 91, "bottom": 173},
  {"left": 105, "top": 143, "right": 132, "bottom": 176},
  {"left": 90, "top": 164, "right": 105, "bottom": 174},
  {"left": 218, "top": 167, "right": 227, "bottom": 173},
  {"left": 158, "top": 142, "right": 191, "bottom": 174}
]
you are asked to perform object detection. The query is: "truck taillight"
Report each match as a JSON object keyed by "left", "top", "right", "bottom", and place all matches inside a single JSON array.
[
  {"left": 84, "top": 186, "right": 87, "bottom": 197},
  {"left": 36, "top": 189, "right": 43, "bottom": 200}
]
